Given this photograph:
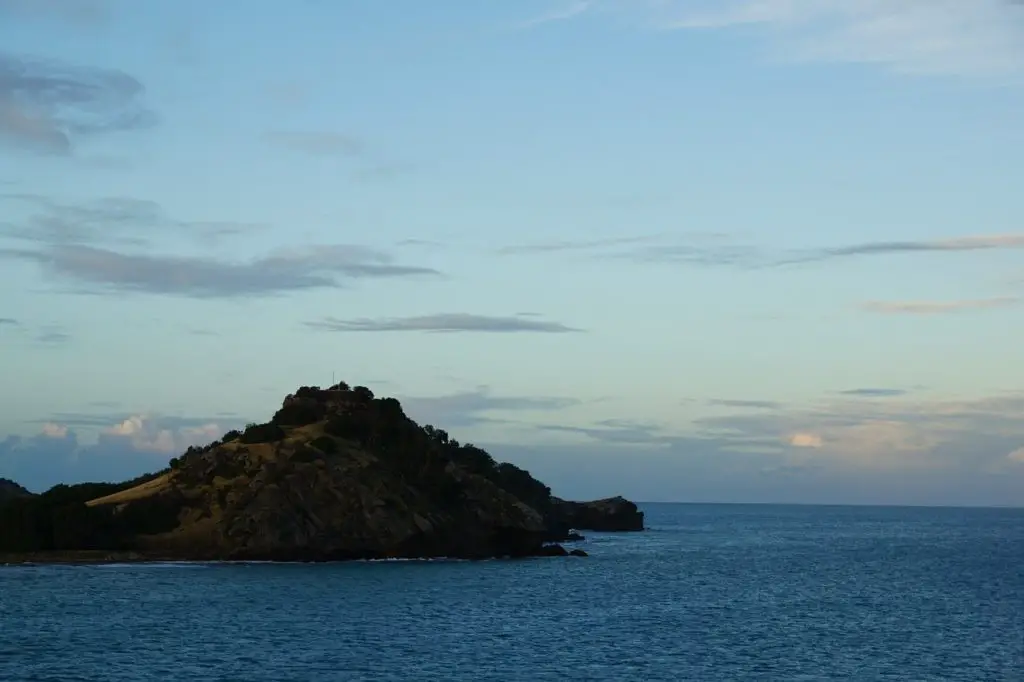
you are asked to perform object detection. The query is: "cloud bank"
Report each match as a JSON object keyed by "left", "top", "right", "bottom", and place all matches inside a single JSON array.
[{"left": 0, "top": 413, "right": 240, "bottom": 492}]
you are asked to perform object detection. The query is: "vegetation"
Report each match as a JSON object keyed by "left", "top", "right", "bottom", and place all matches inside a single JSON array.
[{"left": 0, "top": 471, "right": 174, "bottom": 552}]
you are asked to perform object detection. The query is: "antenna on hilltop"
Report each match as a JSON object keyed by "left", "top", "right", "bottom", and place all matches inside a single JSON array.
[{"left": 332, "top": 371, "right": 335, "bottom": 387}]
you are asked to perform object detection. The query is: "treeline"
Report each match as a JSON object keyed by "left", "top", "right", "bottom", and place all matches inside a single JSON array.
[{"left": 0, "top": 472, "right": 175, "bottom": 552}]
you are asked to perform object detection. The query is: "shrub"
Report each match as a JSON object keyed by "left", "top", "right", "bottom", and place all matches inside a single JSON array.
[
  {"left": 239, "top": 422, "right": 286, "bottom": 444},
  {"left": 352, "top": 385, "right": 375, "bottom": 402},
  {"left": 309, "top": 435, "right": 338, "bottom": 454},
  {"left": 272, "top": 400, "right": 323, "bottom": 426}
]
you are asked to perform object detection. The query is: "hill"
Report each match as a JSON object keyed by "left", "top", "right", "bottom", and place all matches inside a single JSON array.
[
  {"left": 0, "top": 383, "right": 642, "bottom": 562},
  {"left": 0, "top": 478, "right": 31, "bottom": 501}
]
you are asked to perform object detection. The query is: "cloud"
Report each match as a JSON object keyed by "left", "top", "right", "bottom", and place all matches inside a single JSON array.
[
  {"left": 0, "top": 243, "right": 439, "bottom": 297},
  {"left": 650, "top": 0, "right": 1024, "bottom": 79},
  {"left": 306, "top": 313, "right": 581, "bottom": 333},
  {"left": 0, "top": 52, "right": 156, "bottom": 155},
  {"left": 839, "top": 388, "right": 908, "bottom": 398},
  {"left": 1008, "top": 447, "right": 1024, "bottom": 463},
  {"left": 694, "top": 391, "right": 1024, "bottom": 474},
  {"left": 502, "top": 231, "right": 1024, "bottom": 272},
  {"left": 34, "top": 326, "right": 71, "bottom": 344},
  {"left": 40, "top": 422, "right": 68, "bottom": 438},
  {"left": 0, "top": 193, "right": 259, "bottom": 246},
  {"left": 859, "top": 297, "right": 1018, "bottom": 315},
  {"left": 538, "top": 418, "right": 678, "bottom": 445},
  {"left": 103, "top": 414, "right": 224, "bottom": 453},
  {"left": 497, "top": 235, "right": 662, "bottom": 255},
  {"left": 352, "top": 162, "right": 415, "bottom": 183},
  {"left": 264, "top": 131, "right": 363, "bottom": 157},
  {"left": 400, "top": 389, "right": 580, "bottom": 429},
  {"left": 708, "top": 398, "right": 782, "bottom": 409},
  {"left": 787, "top": 235, "right": 1024, "bottom": 265},
  {"left": 515, "top": 0, "right": 592, "bottom": 28},
  {"left": 0, "top": 317, "right": 17, "bottom": 325},
  {"left": 788, "top": 432, "right": 823, "bottom": 448},
  {"left": 0, "top": 413, "right": 240, "bottom": 492}
]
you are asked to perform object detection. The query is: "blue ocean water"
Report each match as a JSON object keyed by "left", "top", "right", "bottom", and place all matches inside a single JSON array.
[{"left": 1, "top": 503, "right": 1022, "bottom": 681}]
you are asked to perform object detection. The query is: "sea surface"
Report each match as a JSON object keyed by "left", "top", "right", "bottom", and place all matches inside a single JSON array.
[{"left": 1, "top": 503, "right": 1022, "bottom": 681}]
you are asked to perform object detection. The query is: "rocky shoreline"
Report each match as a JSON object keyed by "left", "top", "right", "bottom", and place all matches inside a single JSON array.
[{"left": 1, "top": 544, "right": 594, "bottom": 565}]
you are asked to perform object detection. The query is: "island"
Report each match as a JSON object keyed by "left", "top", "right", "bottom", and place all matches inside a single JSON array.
[{"left": 0, "top": 383, "right": 643, "bottom": 563}]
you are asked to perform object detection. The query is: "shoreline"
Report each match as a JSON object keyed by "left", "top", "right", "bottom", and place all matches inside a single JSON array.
[{"left": 0, "top": 545, "right": 588, "bottom": 566}]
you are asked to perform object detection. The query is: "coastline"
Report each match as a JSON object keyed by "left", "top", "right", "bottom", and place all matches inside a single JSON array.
[{"left": 0, "top": 544, "right": 586, "bottom": 566}]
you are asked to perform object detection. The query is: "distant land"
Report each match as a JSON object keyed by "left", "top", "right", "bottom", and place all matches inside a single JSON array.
[{"left": 0, "top": 383, "right": 643, "bottom": 563}]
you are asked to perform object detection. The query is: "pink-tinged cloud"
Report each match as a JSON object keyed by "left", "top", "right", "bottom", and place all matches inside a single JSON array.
[{"left": 860, "top": 297, "right": 1018, "bottom": 315}]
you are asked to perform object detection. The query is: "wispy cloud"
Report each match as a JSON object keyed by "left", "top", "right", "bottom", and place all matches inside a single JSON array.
[
  {"left": 0, "top": 193, "right": 257, "bottom": 246},
  {"left": 860, "top": 297, "right": 1018, "bottom": 315},
  {"left": 538, "top": 418, "right": 676, "bottom": 445},
  {"left": 502, "top": 231, "right": 1024, "bottom": 270},
  {"left": 516, "top": 0, "right": 592, "bottom": 28},
  {"left": 400, "top": 388, "right": 580, "bottom": 428},
  {"left": 0, "top": 243, "right": 439, "bottom": 298},
  {"left": 0, "top": 52, "right": 156, "bottom": 155},
  {"left": 264, "top": 131, "right": 363, "bottom": 157},
  {"left": 708, "top": 398, "right": 783, "bottom": 409},
  {"left": 839, "top": 388, "right": 908, "bottom": 398},
  {"left": 497, "top": 234, "right": 661, "bottom": 255},
  {"left": 34, "top": 326, "right": 71, "bottom": 345},
  {"left": 786, "top": 235, "right": 1024, "bottom": 265},
  {"left": 306, "top": 312, "right": 582, "bottom": 334},
  {"left": 649, "top": 0, "right": 1024, "bottom": 79},
  {"left": 0, "top": 317, "right": 17, "bottom": 326}
]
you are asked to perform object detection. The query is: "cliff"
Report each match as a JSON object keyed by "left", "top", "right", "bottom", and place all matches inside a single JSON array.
[{"left": 0, "top": 383, "right": 643, "bottom": 562}]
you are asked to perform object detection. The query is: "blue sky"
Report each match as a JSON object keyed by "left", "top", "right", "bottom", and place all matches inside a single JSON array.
[{"left": 2, "top": 0, "right": 1024, "bottom": 505}]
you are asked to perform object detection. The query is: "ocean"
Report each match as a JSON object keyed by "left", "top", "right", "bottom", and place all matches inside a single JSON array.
[{"left": 1, "top": 503, "right": 1022, "bottom": 681}]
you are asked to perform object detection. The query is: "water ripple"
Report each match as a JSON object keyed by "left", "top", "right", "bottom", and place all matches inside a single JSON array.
[{"left": 1, "top": 504, "right": 1022, "bottom": 681}]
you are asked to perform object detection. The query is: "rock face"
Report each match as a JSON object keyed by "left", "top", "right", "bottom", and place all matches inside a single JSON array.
[
  {"left": 551, "top": 496, "right": 645, "bottom": 532},
  {"left": 0, "top": 383, "right": 643, "bottom": 561}
]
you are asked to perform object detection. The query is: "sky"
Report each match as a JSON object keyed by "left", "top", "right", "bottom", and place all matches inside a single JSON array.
[{"left": 2, "top": 0, "right": 1024, "bottom": 505}]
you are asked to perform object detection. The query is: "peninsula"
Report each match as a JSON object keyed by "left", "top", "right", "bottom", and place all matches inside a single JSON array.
[{"left": 0, "top": 383, "right": 643, "bottom": 563}]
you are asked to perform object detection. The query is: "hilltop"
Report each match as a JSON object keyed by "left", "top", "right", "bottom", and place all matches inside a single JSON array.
[
  {"left": 0, "top": 383, "right": 642, "bottom": 562},
  {"left": 0, "top": 478, "right": 31, "bottom": 502}
]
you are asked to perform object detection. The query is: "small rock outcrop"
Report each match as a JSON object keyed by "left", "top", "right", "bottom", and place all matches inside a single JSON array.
[
  {"left": 551, "top": 496, "right": 645, "bottom": 532},
  {"left": 0, "top": 383, "right": 643, "bottom": 562}
]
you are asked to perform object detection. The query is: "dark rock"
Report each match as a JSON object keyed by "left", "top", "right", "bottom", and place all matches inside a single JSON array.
[
  {"left": 551, "top": 496, "right": 644, "bottom": 532},
  {"left": 538, "top": 544, "right": 569, "bottom": 557},
  {"left": 569, "top": 548, "right": 588, "bottom": 557}
]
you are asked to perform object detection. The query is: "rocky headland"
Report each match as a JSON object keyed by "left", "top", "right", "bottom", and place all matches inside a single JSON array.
[{"left": 0, "top": 383, "right": 643, "bottom": 563}]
